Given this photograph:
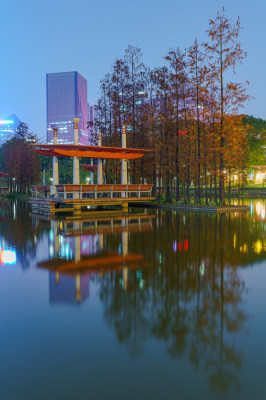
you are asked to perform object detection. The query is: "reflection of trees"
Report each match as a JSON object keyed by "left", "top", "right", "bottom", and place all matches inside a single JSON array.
[
  {"left": 100, "top": 273, "right": 151, "bottom": 356},
  {"left": 0, "top": 200, "right": 48, "bottom": 269},
  {"left": 99, "top": 211, "right": 254, "bottom": 395}
]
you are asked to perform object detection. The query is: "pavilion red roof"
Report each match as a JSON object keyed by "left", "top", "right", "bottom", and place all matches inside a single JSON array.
[
  {"left": 33, "top": 144, "right": 151, "bottom": 160},
  {"left": 0, "top": 172, "right": 8, "bottom": 178}
]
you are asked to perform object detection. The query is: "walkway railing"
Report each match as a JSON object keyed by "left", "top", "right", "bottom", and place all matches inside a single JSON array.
[{"left": 30, "top": 184, "right": 153, "bottom": 199}]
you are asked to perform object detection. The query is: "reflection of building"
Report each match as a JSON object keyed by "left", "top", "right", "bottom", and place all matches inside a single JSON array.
[
  {"left": 48, "top": 225, "right": 99, "bottom": 260},
  {"left": 0, "top": 114, "right": 21, "bottom": 145},
  {"left": 46, "top": 71, "right": 88, "bottom": 145},
  {"left": 0, "top": 239, "right": 17, "bottom": 265},
  {"left": 49, "top": 272, "right": 89, "bottom": 305}
]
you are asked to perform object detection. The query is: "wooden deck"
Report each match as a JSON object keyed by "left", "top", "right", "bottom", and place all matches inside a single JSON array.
[{"left": 29, "top": 196, "right": 155, "bottom": 216}]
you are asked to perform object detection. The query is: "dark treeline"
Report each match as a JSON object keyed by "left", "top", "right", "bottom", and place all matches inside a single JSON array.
[
  {"left": 96, "top": 8, "right": 250, "bottom": 205},
  {"left": 0, "top": 122, "right": 40, "bottom": 194}
]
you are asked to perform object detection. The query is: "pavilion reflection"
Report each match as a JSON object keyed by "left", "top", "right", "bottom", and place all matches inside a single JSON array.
[{"left": 37, "top": 213, "right": 154, "bottom": 305}]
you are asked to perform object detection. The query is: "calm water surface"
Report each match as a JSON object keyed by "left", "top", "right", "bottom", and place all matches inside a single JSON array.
[{"left": 0, "top": 199, "right": 266, "bottom": 400}]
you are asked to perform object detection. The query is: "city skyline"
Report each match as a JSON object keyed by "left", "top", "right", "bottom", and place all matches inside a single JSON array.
[
  {"left": 0, "top": 0, "right": 265, "bottom": 139},
  {"left": 0, "top": 114, "right": 21, "bottom": 145}
]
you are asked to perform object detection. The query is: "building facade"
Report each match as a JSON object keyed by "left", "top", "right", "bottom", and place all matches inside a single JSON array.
[
  {"left": 0, "top": 114, "right": 21, "bottom": 146},
  {"left": 46, "top": 71, "right": 88, "bottom": 144},
  {"left": 87, "top": 103, "right": 98, "bottom": 144}
]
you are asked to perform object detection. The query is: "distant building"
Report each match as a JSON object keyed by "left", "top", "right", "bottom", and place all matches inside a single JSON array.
[
  {"left": 87, "top": 103, "right": 98, "bottom": 143},
  {"left": 0, "top": 114, "right": 21, "bottom": 145},
  {"left": 46, "top": 71, "right": 88, "bottom": 144}
]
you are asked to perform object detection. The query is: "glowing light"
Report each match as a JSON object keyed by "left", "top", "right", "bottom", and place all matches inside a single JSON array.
[
  {"left": 0, "top": 120, "right": 14, "bottom": 125},
  {"left": 139, "top": 279, "right": 145, "bottom": 289},
  {"left": 256, "top": 201, "right": 262, "bottom": 217},
  {"left": 0, "top": 249, "right": 16, "bottom": 265},
  {"left": 256, "top": 172, "right": 265, "bottom": 181},
  {"left": 253, "top": 240, "right": 263, "bottom": 255},
  {"left": 173, "top": 240, "right": 177, "bottom": 253},
  {"left": 200, "top": 262, "right": 205, "bottom": 276},
  {"left": 240, "top": 243, "right": 248, "bottom": 253}
]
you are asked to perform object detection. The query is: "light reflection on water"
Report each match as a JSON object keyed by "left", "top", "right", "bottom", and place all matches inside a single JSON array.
[{"left": 0, "top": 199, "right": 266, "bottom": 400}]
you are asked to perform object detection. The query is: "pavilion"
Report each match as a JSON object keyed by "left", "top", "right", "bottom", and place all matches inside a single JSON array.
[
  {"left": 34, "top": 120, "right": 151, "bottom": 191},
  {"left": 30, "top": 120, "right": 154, "bottom": 215}
]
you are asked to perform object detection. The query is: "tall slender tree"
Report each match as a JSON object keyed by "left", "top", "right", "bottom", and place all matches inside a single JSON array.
[{"left": 205, "top": 7, "right": 249, "bottom": 204}]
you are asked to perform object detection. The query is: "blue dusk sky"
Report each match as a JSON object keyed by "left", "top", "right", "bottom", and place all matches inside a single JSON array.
[{"left": 0, "top": 0, "right": 265, "bottom": 138}]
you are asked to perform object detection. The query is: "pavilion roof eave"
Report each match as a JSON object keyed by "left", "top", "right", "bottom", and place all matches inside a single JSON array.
[
  {"left": 34, "top": 148, "right": 144, "bottom": 160},
  {"left": 33, "top": 144, "right": 152, "bottom": 154},
  {"left": 35, "top": 149, "right": 66, "bottom": 157},
  {"left": 53, "top": 149, "right": 143, "bottom": 160}
]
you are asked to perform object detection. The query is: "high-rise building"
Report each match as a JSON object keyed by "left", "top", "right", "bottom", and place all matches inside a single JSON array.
[
  {"left": 87, "top": 103, "right": 98, "bottom": 143},
  {"left": 46, "top": 71, "right": 88, "bottom": 144},
  {"left": 0, "top": 114, "right": 21, "bottom": 146}
]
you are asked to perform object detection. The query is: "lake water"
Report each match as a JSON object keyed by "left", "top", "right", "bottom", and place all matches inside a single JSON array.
[{"left": 0, "top": 199, "right": 266, "bottom": 400}]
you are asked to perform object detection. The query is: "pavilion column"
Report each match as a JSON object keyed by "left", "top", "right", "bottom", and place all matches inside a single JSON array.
[
  {"left": 76, "top": 274, "right": 81, "bottom": 302},
  {"left": 122, "top": 218, "right": 128, "bottom": 290},
  {"left": 51, "top": 128, "right": 59, "bottom": 196},
  {"left": 121, "top": 125, "right": 127, "bottom": 184},
  {"left": 73, "top": 118, "right": 80, "bottom": 202},
  {"left": 73, "top": 118, "right": 80, "bottom": 186},
  {"left": 74, "top": 222, "right": 81, "bottom": 263},
  {"left": 121, "top": 125, "right": 127, "bottom": 198},
  {"left": 97, "top": 133, "right": 103, "bottom": 184},
  {"left": 91, "top": 158, "right": 94, "bottom": 184}
]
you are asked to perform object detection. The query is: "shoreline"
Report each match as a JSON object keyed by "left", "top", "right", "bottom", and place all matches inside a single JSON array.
[{"left": 130, "top": 202, "right": 250, "bottom": 213}]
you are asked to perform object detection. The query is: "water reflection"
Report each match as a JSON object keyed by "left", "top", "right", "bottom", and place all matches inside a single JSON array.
[
  {"left": 0, "top": 200, "right": 48, "bottom": 268},
  {"left": 37, "top": 214, "right": 154, "bottom": 306},
  {"left": 1, "top": 200, "right": 266, "bottom": 396},
  {"left": 49, "top": 272, "right": 90, "bottom": 305}
]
